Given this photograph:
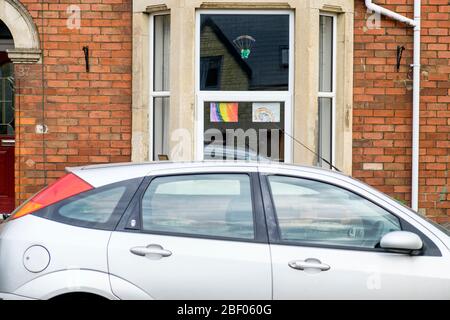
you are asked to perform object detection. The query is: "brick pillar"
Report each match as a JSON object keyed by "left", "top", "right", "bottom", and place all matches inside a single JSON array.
[{"left": 13, "top": 63, "right": 45, "bottom": 205}]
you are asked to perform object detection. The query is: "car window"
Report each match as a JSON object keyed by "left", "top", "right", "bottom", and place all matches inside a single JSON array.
[
  {"left": 58, "top": 187, "right": 126, "bottom": 223},
  {"left": 34, "top": 178, "right": 142, "bottom": 231},
  {"left": 268, "top": 176, "right": 401, "bottom": 249},
  {"left": 142, "top": 174, "right": 255, "bottom": 239}
]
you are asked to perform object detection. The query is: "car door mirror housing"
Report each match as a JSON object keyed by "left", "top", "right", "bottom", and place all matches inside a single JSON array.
[{"left": 380, "top": 231, "right": 423, "bottom": 255}]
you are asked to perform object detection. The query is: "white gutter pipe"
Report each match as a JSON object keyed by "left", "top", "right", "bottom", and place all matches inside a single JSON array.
[{"left": 364, "top": 0, "right": 421, "bottom": 211}]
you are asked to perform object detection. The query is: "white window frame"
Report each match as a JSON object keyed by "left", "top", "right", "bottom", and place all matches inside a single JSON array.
[
  {"left": 195, "top": 9, "right": 295, "bottom": 163},
  {"left": 149, "top": 12, "right": 171, "bottom": 161},
  {"left": 318, "top": 13, "right": 337, "bottom": 168}
]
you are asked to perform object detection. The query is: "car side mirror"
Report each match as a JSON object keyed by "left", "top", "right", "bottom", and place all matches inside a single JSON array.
[{"left": 380, "top": 231, "right": 423, "bottom": 255}]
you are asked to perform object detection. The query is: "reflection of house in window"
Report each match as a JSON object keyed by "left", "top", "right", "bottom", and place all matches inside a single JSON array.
[
  {"left": 200, "top": 56, "right": 223, "bottom": 90},
  {"left": 200, "top": 15, "right": 289, "bottom": 91},
  {"left": 200, "top": 19, "right": 251, "bottom": 91}
]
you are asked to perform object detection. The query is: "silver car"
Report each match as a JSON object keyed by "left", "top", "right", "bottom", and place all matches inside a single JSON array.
[{"left": 0, "top": 161, "right": 449, "bottom": 300}]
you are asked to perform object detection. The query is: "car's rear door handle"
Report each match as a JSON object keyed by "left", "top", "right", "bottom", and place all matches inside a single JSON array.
[
  {"left": 289, "top": 258, "right": 330, "bottom": 271},
  {"left": 130, "top": 244, "right": 172, "bottom": 258}
]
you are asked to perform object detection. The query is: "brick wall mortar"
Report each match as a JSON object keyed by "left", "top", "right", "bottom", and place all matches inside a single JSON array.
[{"left": 14, "top": 0, "right": 132, "bottom": 204}]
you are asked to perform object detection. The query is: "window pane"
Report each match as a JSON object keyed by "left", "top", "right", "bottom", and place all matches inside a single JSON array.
[
  {"left": 35, "top": 178, "right": 141, "bottom": 230},
  {"left": 0, "top": 63, "right": 14, "bottom": 136},
  {"left": 318, "top": 97, "right": 332, "bottom": 168},
  {"left": 153, "top": 97, "right": 170, "bottom": 161},
  {"left": 200, "top": 14, "right": 290, "bottom": 91},
  {"left": 142, "top": 174, "right": 255, "bottom": 239},
  {"left": 59, "top": 187, "right": 126, "bottom": 223},
  {"left": 204, "top": 101, "right": 285, "bottom": 162},
  {"left": 0, "top": 21, "right": 14, "bottom": 51},
  {"left": 154, "top": 15, "right": 170, "bottom": 92},
  {"left": 319, "top": 16, "right": 333, "bottom": 92},
  {"left": 268, "top": 176, "right": 401, "bottom": 249}
]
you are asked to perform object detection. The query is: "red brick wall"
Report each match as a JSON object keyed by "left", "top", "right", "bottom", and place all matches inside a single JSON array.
[
  {"left": 15, "top": 0, "right": 132, "bottom": 204},
  {"left": 353, "top": 0, "right": 449, "bottom": 222}
]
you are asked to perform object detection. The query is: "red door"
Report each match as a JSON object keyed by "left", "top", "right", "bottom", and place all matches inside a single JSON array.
[
  {"left": 0, "top": 57, "right": 15, "bottom": 215},
  {"left": 0, "top": 136, "right": 14, "bottom": 214}
]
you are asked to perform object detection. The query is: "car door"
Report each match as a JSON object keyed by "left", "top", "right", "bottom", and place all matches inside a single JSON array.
[
  {"left": 107, "top": 169, "right": 272, "bottom": 300},
  {"left": 260, "top": 170, "right": 450, "bottom": 300}
]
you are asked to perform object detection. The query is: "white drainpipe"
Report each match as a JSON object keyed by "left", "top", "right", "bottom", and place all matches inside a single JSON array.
[{"left": 364, "top": 0, "right": 421, "bottom": 211}]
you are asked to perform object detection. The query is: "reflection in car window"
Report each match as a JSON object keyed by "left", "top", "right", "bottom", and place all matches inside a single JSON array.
[
  {"left": 408, "top": 210, "right": 450, "bottom": 237},
  {"left": 142, "top": 174, "right": 254, "bottom": 239},
  {"left": 268, "top": 176, "right": 401, "bottom": 248},
  {"left": 58, "top": 187, "right": 127, "bottom": 223}
]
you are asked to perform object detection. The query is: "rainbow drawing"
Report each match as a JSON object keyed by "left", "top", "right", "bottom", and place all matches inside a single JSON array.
[{"left": 210, "top": 102, "right": 238, "bottom": 122}]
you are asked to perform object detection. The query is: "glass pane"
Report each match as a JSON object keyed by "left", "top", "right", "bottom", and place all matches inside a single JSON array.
[
  {"left": 204, "top": 101, "right": 285, "bottom": 162},
  {"left": 200, "top": 14, "right": 290, "bottom": 91},
  {"left": 58, "top": 187, "right": 127, "bottom": 223},
  {"left": 0, "top": 64, "right": 14, "bottom": 136},
  {"left": 0, "top": 21, "right": 14, "bottom": 51},
  {"left": 319, "top": 15, "right": 333, "bottom": 92},
  {"left": 154, "top": 15, "right": 170, "bottom": 92},
  {"left": 318, "top": 97, "right": 332, "bottom": 168},
  {"left": 153, "top": 97, "right": 170, "bottom": 160},
  {"left": 268, "top": 176, "right": 402, "bottom": 249},
  {"left": 35, "top": 179, "right": 141, "bottom": 231},
  {"left": 142, "top": 174, "right": 255, "bottom": 239}
]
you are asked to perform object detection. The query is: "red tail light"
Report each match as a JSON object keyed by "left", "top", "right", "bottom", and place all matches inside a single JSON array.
[{"left": 11, "top": 173, "right": 93, "bottom": 220}]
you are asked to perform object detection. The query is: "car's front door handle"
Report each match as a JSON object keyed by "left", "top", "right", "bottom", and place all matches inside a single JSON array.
[
  {"left": 130, "top": 244, "right": 172, "bottom": 258},
  {"left": 289, "top": 258, "right": 330, "bottom": 271}
]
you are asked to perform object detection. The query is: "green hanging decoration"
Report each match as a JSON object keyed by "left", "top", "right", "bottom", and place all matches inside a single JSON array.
[
  {"left": 240, "top": 48, "right": 251, "bottom": 59},
  {"left": 233, "top": 35, "right": 256, "bottom": 60}
]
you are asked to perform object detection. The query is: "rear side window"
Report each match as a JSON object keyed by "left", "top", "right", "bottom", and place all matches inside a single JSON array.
[
  {"left": 58, "top": 187, "right": 126, "bottom": 223},
  {"left": 141, "top": 174, "right": 255, "bottom": 239},
  {"left": 35, "top": 178, "right": 142, "bottom": 230}
]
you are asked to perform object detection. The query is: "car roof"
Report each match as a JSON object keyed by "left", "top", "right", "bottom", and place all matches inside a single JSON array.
[{"left": 66, "top": 161, "right": 351, "bottom": 187}]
